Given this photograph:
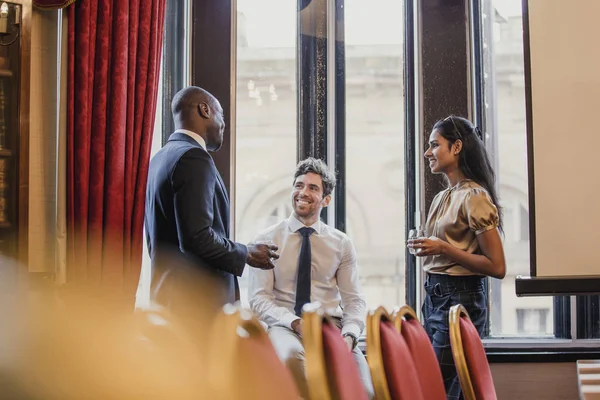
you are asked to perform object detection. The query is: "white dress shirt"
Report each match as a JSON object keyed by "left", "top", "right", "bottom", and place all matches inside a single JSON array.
[
  {"left": 175, "top": 128, "right": 206, "bottom": 150},
  {"left": 248, "top": 214, "right": 366, "bottom": 338}
]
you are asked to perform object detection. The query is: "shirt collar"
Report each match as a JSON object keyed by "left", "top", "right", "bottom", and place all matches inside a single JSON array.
[
  {"left": 175, "top": 129, "right": 206, "bottom": 150},
  {"left": 287, "top": 213, "right": 322, "bottom": 235}
]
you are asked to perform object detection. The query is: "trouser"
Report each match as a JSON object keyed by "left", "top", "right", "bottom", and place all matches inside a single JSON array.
[
  {"left": 422, "top": 273, "right": 487, "bottom": 400},
  {"left": 268, "top": 322, "right": 374, "bottom": 400}
]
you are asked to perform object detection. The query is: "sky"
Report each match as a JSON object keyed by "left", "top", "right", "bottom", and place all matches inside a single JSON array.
[
  {"left": 238, "top": 0, "right": 403, "bottom": 47},
  {"left": 238, "top": 0, "right": 522, "bottom": 48}
]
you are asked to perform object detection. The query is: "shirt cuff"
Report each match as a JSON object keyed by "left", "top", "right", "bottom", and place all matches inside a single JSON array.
[
  {"left": 341, "top": 322, "right": 361, "bottom": 338},
  {"left": 280, "top": 312, "right": 301, "bottom": 329}
]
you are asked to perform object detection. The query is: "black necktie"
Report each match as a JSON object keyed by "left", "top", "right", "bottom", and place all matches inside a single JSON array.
[{"left": 294, "top": 227, "right": 315, "bottom": 316}]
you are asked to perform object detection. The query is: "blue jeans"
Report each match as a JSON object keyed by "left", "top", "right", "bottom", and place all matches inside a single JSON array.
[{"left": 422, "top": 273, "right": 487, "bottom": 400}]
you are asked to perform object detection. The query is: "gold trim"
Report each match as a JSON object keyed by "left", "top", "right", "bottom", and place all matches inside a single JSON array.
[
  {"left": 33, "top": 0, "right": 76, "bottom": 9},
  {"left": 366, "top": 306, "right": 392, "bottom": 400},
  {"left": 449, "top": 304, "right": 476, "bottom": 400},
  {"left": 391, "top": 304, "right": 419, "bottom": 333},
  {"left": 303, "top": 308, "right": 334, "bottom": 400}
]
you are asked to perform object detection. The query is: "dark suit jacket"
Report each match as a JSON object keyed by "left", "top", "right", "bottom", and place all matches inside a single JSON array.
[{"left": 145, "top": 132, "right": 248, "bottom": 306}]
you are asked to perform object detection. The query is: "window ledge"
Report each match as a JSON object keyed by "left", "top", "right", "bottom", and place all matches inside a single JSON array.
[
  {"left": 486, "top": 348, "right": 600, "bottom": 363},
  {"left": 359, "top": 337, "right": 600, "bottom": 363}
]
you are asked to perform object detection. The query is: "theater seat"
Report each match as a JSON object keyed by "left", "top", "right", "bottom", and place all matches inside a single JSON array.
[
  {"left": 209, "top": 304, "right": 300, "bottom": 400},
  {"left": 449, "top": 304, "right": 497, "bottom": 400},
  {"left": 303, "top": 307, "right": 369, "bottom": 400},
  {"left": 366, "top": 306, "right": 425, "bottom": 400},
  {"left": 393, "top": 305, "right": 446, "bottom": 400}
]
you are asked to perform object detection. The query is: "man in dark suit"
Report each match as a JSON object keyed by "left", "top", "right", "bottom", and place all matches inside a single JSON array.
[{"left": 142, "top": 86, "right": 278, "bottom": 311}]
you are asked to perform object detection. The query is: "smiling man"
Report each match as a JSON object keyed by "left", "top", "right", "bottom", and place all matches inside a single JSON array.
[{"left": 248, "top": 158, "right": 373, "bottom": 399}]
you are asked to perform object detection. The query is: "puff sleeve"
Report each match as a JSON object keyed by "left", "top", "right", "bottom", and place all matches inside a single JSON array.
[{"left": 465, "top": 189, "right": 499, "bottom": 235}]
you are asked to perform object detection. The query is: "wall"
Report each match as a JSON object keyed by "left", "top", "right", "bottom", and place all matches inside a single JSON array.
[
  {"left": 491, "top": 362, "right": 579, "bottom": 400},
  {"left": 528, "top": 0, "right": 600, "bottom": 278}
]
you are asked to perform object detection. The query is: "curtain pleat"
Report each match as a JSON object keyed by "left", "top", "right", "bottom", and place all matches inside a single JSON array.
[{"left": 67, "top": 0, "right": 166, "bottom": 304}]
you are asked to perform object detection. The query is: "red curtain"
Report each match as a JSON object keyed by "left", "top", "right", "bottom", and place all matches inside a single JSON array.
[{"left": 67, "top": 0, "right": 166, "bottom": 304}]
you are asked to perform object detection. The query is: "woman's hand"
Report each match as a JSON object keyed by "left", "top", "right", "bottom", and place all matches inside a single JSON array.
[
  {"left": 406, "top": 230, "right": 506, "bottom": 278},
  {"left": 406, "top": 236, "right": 448, "bottom": 257}
]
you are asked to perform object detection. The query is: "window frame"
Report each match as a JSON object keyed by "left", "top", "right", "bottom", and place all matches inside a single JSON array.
[
  {"left": 161, "top": 0, "right": 191, "bottom": 145},
  {"left": 160, "top": 0, "right": 600, "bottom": 354},
  {"left": 471, "top": 0, "right": 600, "bottom": 344}
]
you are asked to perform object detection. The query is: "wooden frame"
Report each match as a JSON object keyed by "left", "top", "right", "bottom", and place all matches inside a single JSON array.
[
  {"left": 366, "top": 306, "right": 393, "bottom": 400},
  {"left": 0, "top": 0, "right": 30, "bottom": 273},
  {"left": 449, "top": 304, "right": 477, "bottom": 400}
]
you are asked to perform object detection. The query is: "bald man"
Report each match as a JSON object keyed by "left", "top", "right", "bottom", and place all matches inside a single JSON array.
[{"left": 142, "top": 86, "right": 278, "bottom": 312}]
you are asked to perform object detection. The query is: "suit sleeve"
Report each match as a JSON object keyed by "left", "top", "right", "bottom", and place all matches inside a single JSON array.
[{"left": 171, "top": 148, "right": 248, "bottom": 276}]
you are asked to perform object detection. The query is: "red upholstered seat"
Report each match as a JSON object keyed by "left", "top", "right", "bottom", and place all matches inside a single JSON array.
[
  {"left": 449, "top": 304, "right": 497, "bottom": 400},
  {"left": 237, "top": 332, "right": 300, "bottom": 400},
  {"left": 209, "top": 306, "right": 300, "bottom": 400},
  {"left": 379, "top": 320, "right": 425, "bottom": 400},
  {"left": 396, "top": 308, "right": 446, "bottom": 400},
  {"left": 321, "top": 322, "right": 369, "bottom": 400},
  {"left": 304, "top": 307, "right": 369, "bottom": 400},
  {"left": 367, "top": 307, "right": 425, "bottom": 400},
  {"left": 459, "top": 318, "right": 496, "bottom": 400}
]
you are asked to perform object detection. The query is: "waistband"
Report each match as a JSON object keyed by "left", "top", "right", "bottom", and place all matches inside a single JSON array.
[{"left": 425, "top": 273, "right": 485, "bottom": 296}]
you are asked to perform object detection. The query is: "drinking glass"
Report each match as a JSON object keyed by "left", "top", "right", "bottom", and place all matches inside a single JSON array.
[{"left": 408, "top": 228, "right": 425, "bottom": 255}]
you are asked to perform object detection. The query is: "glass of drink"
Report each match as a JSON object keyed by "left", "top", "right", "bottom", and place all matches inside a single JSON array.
[{"left": 408, "top": 228, "right": 425, "bottom": 255}]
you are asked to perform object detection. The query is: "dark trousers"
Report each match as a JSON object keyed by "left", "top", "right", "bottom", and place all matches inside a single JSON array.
[{"left": 422, "top": 273, "right": 487, "bottom": 400}]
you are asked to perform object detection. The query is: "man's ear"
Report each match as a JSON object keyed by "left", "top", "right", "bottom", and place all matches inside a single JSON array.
[
  {"left": 322, "top": 194, "right": 332, "bottom": 207},
  {"left": 198, "top": 102, "right": 211, "bottom": 119}
]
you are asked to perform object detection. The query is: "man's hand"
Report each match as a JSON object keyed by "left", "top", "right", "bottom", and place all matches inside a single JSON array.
[
  {"left": 291, "top": 319, "right": 303, "bottom": 336},
  {"left": 343, "top": 335, "right": 354, "bottom": 351},
  {"left": 247, "top": 242, "right": 279, "bottom": 270}
]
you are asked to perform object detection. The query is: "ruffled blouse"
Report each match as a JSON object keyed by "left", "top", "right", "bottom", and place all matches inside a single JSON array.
[{"left": 422, "top": 179, "right": 499, "bottom": 276}]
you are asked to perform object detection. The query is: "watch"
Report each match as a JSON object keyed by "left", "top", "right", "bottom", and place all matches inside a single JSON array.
[{"left": 343, "top": 332, "right": 358, "bottom": 349}]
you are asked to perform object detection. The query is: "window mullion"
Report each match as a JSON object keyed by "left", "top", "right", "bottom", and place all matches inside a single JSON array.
[
  {"left": 161, "top": 0, "right": 187, "bottom": 145},
  {"left": 297, "top": 0, "right": 329, "bottom": 224}
]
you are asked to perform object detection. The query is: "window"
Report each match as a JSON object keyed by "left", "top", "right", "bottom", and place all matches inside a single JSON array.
[
  {"left": 480, "top": 0, "right": 554, "bottom": 337},
  {"left": 235, "top": 0, "right": 407, "bottom": 310},
  {"left": 156, "top": 0, "right": 598, "bottom": 346},
  {"left": 235, "top": 0, "right": 298, "bottom": 307},
  {"left": 137, "top": 50, "right": 169, "bottom": 309},
  {"left": 516, "top": 308, "right": 549, "bottom": 335},
  {"left": 344, "top": 0, "right": 405, "bottom": 310},
  {"left": 479, "top": 0, "right": 599, "bottom": 340}
]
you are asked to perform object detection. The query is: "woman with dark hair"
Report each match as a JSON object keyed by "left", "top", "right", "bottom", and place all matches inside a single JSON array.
[{"left": 407, "top": 115, "right": 506, "bottom": 400}]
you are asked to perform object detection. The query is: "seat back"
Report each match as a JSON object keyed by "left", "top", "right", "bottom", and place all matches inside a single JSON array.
[
  {"left": 449, "top": 304, "right": 497, "bottom": 400},
  {"left": 210, "top": 305, "right": 300, "bottom": 400},
  {"left": 393, "top": 305, "right": 446, "bottom": 400},
  {"left": 304, "top": 308, "right": 368, "bottom": 400},
  {"left": 366, "top": 306, "right": 425, "bottom": 400}
]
